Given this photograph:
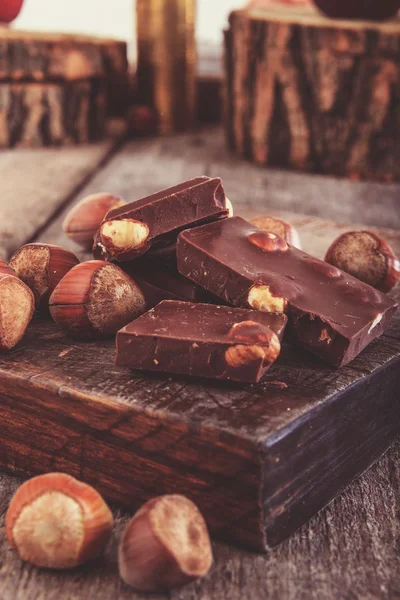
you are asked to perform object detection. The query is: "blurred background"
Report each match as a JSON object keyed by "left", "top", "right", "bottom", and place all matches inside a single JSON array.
[{"left": 14, "top": 0, "right": 244, "bottom": 58}]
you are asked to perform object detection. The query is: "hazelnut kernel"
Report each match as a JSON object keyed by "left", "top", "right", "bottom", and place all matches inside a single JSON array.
[
  {"left": 5, "top": 473, "right": 113, "bottom": 569},
  {"left": 98, "top": 219, "right": 150, "bottom": 261},
  {"left": 248, "top": 284, "right": 286, "bottom": 313}
]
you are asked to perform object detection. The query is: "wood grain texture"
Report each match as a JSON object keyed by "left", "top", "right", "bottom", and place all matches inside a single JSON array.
[
  {"left": 0, "top": 80, "right": 106, "bottom": 148},
  {"left": 225, "top": 7, "right": 400, "bottom": 181},
  {"left": 0, "top": 125, "right": 123, "bottom": 259},
  {"left": 0, "top": 29, "right": 128, "bottom": 82}
]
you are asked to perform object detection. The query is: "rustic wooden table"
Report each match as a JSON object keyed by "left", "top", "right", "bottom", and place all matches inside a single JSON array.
[{"left": 0, "top": 126, "right": 399, "bottom": 600}]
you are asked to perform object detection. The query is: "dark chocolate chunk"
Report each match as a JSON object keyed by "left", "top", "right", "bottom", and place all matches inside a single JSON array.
[
  {"left": 122, "top": 258, "right": 222, "bottom": 308},
  {"left": 177, "top": 217, "right": 398, "bottom": 367},
  {"left": 116, "top": 301, "right": 287, "bottom": 382},
  {"left": 93, "top": 176, "right": 229, "bottom": 262}
]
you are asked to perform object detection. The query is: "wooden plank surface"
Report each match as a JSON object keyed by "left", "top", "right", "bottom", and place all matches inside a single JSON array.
[
  {"left": 0, "top": 126, "right": 399, "bottom": 599},
  {"left": 0, "top": 122, "right": 124, "bottom": 259},
  {"left": 37, "top": 128, "right": 400, "bottom": 258}
]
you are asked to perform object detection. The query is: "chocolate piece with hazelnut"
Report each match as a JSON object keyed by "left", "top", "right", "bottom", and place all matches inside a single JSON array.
[
  {"left": 63, "top": 193, "right": 126, "bottom": 250},
  {"left": 9, "top": 243, "right": 80, "bottom": 311},
  {"left": 118, "top": 495, "right": 212, "bottom": 591},
  {"left": 116, "top": 301, "right": 286, "bottom": 382},
  {"left": 325, "top": 231, "right": 400, "bottom": 293},
  {"left": 6, "top": 473, "right": 113, "bottom": 569},
  {"left": 93, "top": 177, "right": 230, "bottom": 262},
  {"left": 250, "top": 215, "right": 301, "bottom": 248},
  {"left": 177, "top": 216, "right": 398, "bottom": 367},
  {"left": 49, "top": 260, "right": 146, "bottom": 339}
]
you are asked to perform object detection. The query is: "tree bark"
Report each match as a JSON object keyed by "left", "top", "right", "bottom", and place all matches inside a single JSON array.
[
  {"left": 0, "top": 81, "right": 106, "bottom": 147},
  {"left": 225, "top": 7, "right": 400, "bottom": 181},
  {"left": 0, "top": 30, "right": 129, "bottom": 117}
]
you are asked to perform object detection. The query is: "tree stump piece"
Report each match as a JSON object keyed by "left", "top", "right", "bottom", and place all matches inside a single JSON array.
[
  {"left": 225, "top": 6, "right": 400, "bottom": 181},
  {"left": 0, "top": 81, "right": 106, "bottom": 147}
]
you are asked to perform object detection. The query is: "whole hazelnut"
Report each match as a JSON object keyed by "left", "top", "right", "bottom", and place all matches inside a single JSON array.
[
  {"left": 6, "top": 473, "right": 113, "bottom": 569},
  {"left": 63, "top": 193, "right": 126, "bottom": 250},
  {"left": 0, "top": 271, "right": 35, "bottom": 351},
  {"left": 250, "top": 216, "right": 301, "bottom": 248},
  {"left": 325, "top": 231, "right": 400, "bottom": 293},
  {"left": 118, "top": 495, "right": 213, "bottom": 592},
  {"left": 9, "top": 243, "right": 79, "bottom": 311},
  {"left": 49, "top": 260, "right": 146, "bottom": 339}
]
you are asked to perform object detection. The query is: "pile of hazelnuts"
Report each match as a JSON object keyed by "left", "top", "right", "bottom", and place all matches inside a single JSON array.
[{"left": 6, "top": 472, "right": 213, "bottom": 592}]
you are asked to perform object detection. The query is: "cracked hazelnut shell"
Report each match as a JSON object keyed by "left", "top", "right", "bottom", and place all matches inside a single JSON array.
[
  {"left": 49, "top": 260, "right": 146, "bottom": 339},
  {"left": 118, "top": 495, "right": 213, "bottom": 592},
  {"left": 9, "top": 244, "right": 80, "bottom": 311},
  {"left": 325, "top": 231, "right": 400, "bottom": 293},
  {"left": 6, "top": 472, "right": 113, "bottom": 569},
  {"left": 63, "top": 193, "right": 126, "bottom": 250}
]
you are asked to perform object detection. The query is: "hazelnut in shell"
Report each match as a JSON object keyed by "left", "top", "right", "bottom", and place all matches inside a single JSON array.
[
  {"left": 9, "top": 243, "right": 80, "bottom": 311},
  {"left": 63, "top": 193, "right": 126, "bottom": 250},
  {"left": 250, "top": 216, "right": 301, "bottom": 248},
  {"left": 6, "top": 473, "right": 113, "bottom": 569},
  {"left": 0, "top": 271, "right": 35, "bottom": 351},
  {"left": 325, "top": 231, "right": 400, "bottom": 293},
  {"left": 118, "top": 495, "right": 213, "bottom": 592},
  {"left": 49, "top": 260, "right": 146, "bottom": 339}
]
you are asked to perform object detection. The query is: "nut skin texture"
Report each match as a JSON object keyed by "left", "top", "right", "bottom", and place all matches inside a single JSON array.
[
  {"left": 313, "top": 0, "right": 400, "bottom": 20},
  {"left": 63, "top": 193, "right": 126, "bottom": 250},
  {"left": 5, "top": 473, "right": 113, "bottom": 569},
  {"left": 9, "top": 244, "right": 80, "bottom": 311},
  {"left": 250, "top": 216, "right": 301, "bottom": 248},
  {"left": 118, "top": 495, "right": 213, "bottom": 592},
  {"left": 49, "top": 260, "right": 146, "bottom": 339},
  {"left": 248, "top": 231, "right": 289, "bottom": 253},
  {"left": 0, "top": 273, "right": 35, "bottom": 351},
  {"left": 325, "top": 231, "right": 400, "bottom": 293},
  {"left": 0, "top": 258, "right": 16, "bottom": 277},
  {"left": 226, "top": 320, "right": 281, "bottom": 368}
]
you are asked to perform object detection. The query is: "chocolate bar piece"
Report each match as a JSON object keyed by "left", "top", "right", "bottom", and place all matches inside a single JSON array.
[
  {"left": 122, "top": 258, "right": 222, "bottom": 308},
  {"left": 177, "top": 217, "right": 398, "bottom": 367},
  {"left": 116, "top": 301, "right": 287, "bottom": 382},
  {"left": 93, "top": 176, "right": 229, "bottom": 262}
]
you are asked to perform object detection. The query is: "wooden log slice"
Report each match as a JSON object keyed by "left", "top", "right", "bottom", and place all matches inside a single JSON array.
[
  {"left": 0, "top": 81, "right": 106, "bottom": 147},
  {"left": 0, "top": 30, "right": 129, "bottom": 116},
  {"left": 224, "top": 6, "right": 400, "bottom": 181}
]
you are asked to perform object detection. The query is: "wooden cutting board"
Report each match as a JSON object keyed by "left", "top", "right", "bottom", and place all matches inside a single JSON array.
[{"left": 1, "top": 217, "right": 399, "bottom": 553}]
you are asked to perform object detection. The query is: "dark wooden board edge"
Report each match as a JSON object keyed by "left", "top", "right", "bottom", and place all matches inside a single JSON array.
[
  {"left": 262, "top": 354, "right": 400, "bottom": 547},
  {"left": 0, "top": 359, "right": 264, "bottom": 551}
]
